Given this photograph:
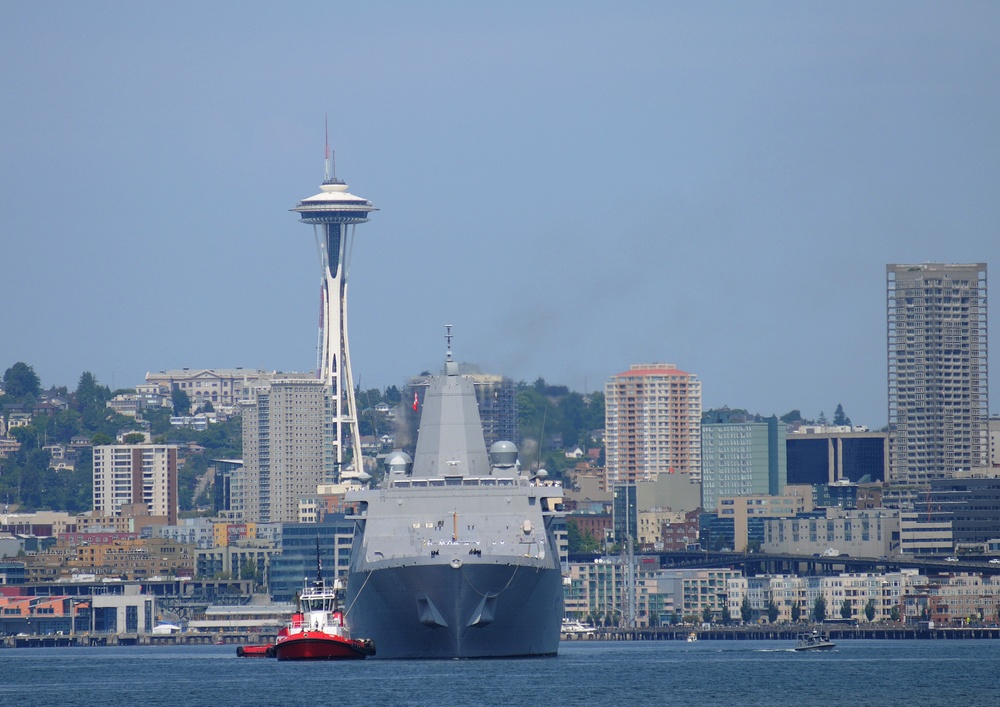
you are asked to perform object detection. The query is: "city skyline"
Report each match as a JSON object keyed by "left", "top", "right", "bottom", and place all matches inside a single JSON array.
[{"left": 3, "top": 4, "right": 999, "bottom": 429}]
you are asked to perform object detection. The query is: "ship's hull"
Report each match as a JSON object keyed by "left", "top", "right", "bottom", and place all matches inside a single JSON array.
[
  {"left": 273, "top": 632, "right": 374, "bottom": 661},
  {"left": 346, "top": 560, "right": 563, "bottom": 659}
]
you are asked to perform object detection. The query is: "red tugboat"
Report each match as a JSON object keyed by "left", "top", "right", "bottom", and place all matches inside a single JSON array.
[
  {"left": 236, "top": 643, "right": 274, "bottom": 658},
  {"left": 272, "top": 542, "right": 375, "bottom": 661}
]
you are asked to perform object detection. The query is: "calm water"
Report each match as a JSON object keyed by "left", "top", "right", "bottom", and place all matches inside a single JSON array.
[{"left": 2, "top": 640, "right": 999, "bottom": 706}]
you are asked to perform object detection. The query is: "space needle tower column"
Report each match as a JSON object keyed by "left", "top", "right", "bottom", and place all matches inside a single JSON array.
[{"left": 292, "top": 140, "right": 376, "bottom": 482}]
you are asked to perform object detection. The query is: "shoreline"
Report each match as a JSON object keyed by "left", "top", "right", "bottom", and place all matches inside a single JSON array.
[
  {"left": 6, "top": 624, "right": 1000, "bottom": 649},
  {"left": 565, "top": 624, "right": 1000, "bottom": 641}
]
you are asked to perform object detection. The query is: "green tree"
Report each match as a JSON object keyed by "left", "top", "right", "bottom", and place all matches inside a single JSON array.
[
  {"left": 740, "top": 596, "right": 752, "bottom": 624},
  {"left": 890, "top": 606, "right": 901, "bottom": 622},
  {"left": 767, "top": 599, "right": 779, "bottom": 623},
  {"left": 123, "top": 432, "right": 146, "bottom": 445},
  {"left": 840, "top": 598, "right": 852, "bottom": 620},
  {"left": 3, "top": 362, "right": 41, "bottom": 399},
  {"left": 721, "top": 605, "right": 732, "bottom": 625},
  {"left": 833, "top": 403, "right": 851, "bottom": 427},
  {"left": 813, "top": 596, "right": 827, "bottom": 623},
  {"left": 240, "top": 559, "right": 260, "bottom": 587},
  {"left": 791, "top": 603, "right": 801, "bottom": 623},
  {"left": 75, "top": 372, "right": 110, "bottom": 412},
  {"left": 702, "top": 605, "right": 713, "bottom": 624},
  {"left": 172, "top": 388, "right": 191, "bottom": 416},
  {"left": 566, "top": 519, "right": 600, "bottom": 554},
  {"left": 864, "top": 598, "right": 877, "bottom": 622}
]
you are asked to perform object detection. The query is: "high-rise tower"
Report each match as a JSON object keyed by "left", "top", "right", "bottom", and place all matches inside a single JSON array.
[
  {"left": 604, "top": 363, "right": 702, "bottom": 486},
  {"left": 292, "top": 139, "right": 376, "bottom": 482},
  {"left": 887, "top": 263, "right": 988, "bottom": 484}
]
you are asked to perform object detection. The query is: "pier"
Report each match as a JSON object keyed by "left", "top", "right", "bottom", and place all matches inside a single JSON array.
[
  {"left": 2, "top": 631, "right": 280, "bottom": 649},
  {"left": 563, "top": 625, "right": 1000, "bottom": 642}
]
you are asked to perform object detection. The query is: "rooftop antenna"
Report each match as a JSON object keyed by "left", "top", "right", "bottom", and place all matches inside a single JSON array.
[
  {"left": 323, "top": 114, "right": 342, "bottom": 185},
  {"left": 445, "top": 324, "right": 454, "bottom": 363},
  {"left": 442, "top": 324, "right": 459, "bottom": 377}
]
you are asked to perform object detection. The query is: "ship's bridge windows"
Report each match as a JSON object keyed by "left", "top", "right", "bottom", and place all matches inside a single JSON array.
[
  {"left": 498, "top": 479, "right": 515, "bottom": 487},
  {"left": 430, "top": 480, "right": 445, "bottom": 487},
  {"left": 481, "top": 479, "right": 498, "bottom": 486}
]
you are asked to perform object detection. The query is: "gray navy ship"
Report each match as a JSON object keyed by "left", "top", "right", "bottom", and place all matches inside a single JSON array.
[{"left": 344, "top": 337, "right": 565, "bottom": 659}]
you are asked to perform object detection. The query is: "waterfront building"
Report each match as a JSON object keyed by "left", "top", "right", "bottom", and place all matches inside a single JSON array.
[
  {"left": 730, "top": 571, "right": 922, "bottom": 625},
  {"left": 605, "top": 363, "right": 702, "bottom": 485},
  {"left": 150, "top": 518, "right": 217, "bottom": 549},
  {"left": 636, "top": 508, "right": 689, "bottom": 549},
  {"left": 762, "top": 508, "right": 901, "bottom": 557},
  {"left": 887, "top": 263, "right": 989, "bottom": 484},
  {"left": 92, "top": 445, "right": 178, "bottom": 524},
  {"left": 76, "top": 507, "right": 170, "bottom": 535},
  {"left": 717, "top": 493, "right": 812, "bottom": 553},
  {"left": 292, "top": 147, "right": 376, "bottom": 482},
  {"left": 266, "top": 515, "right": 355, "bottom": 602},
  {"left": 238, "top": 376, "right": 326, "bottom": 523},
  {"left": 701, "top": 418, "right": 786, "bottom": 512},
  {"left": 922, "top": 573, "right": 1000, "bottom": 625},
  {"left": 565, "top": 513, "right": 613, "bottom": 548},
  {"left": 612, "top": 483, "right": 637, "bottom": 544},
  {"left": 989, "top": 417, "right": 1000, "bottom": 467},
  {"left": 654, "top": 567, "right": 743, "bottom": 623},
  {"left": 563, "top": 557, "right": 661, "bottom": 626},
  {"left": 297, "top": 482, "right": 354, "bottom": 524},
  {"left": 899, "top": 511, "right": 954, "bottom": 556},
  {"left": 212, "top": 458, "right": 242, "bottom": 518},
  {"left": 195, "top": 540, "right": 276, "bottom": 585},
  {"left": 927, "top": 472, "right": 1000, "bottom": 546},
  {"left": 67, "top": 538, "right": 194, "bottom": 580},
  {"left": 0, "top": 510, "right": 76, "bottom": 537},
  {"left": 658, "top": 510, "right": 701, "bottom": 551},
  {"left": 786, "top": 428, "right": 888, "bottom": 486}
]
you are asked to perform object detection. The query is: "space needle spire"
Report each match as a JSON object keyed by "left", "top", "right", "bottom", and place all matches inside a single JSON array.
[{"left": 292, "top": 131, "right": 377, "bottom": 482}]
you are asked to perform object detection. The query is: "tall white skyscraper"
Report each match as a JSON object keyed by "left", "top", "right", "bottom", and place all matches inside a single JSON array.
[
  {"left": 239, "top": 377, "right": 326, "bottom": 523},
  {"left": 605, "top": 363, "right": 702, "bottom": 486},
  {"left": 887, "top": 263, "right": 988, "bottom": 484},
  {"left": 92, "top": 445, "right": 178, "bottom": 524}
]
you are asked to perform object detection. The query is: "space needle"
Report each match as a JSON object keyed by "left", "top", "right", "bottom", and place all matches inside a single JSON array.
[{"left": 292, "top": 133, "right": 376, "bottom": 482}]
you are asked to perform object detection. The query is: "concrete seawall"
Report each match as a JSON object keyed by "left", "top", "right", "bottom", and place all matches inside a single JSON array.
[{"left": 563, "top": 625, "right": 1000, "bottom": 641}]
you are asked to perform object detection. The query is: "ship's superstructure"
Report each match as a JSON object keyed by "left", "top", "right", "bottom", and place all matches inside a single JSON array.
[
  {"left": 292, "top": 133, "right": 376, "bottom": 482},
  {"left": 344, "top": 332, "right": 565, "bottom": 658}
]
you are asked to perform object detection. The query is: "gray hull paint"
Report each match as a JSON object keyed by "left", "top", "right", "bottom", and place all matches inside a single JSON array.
[
  {"left": 346, "top": 561, "right": 563, "bottom": 659},
  {"left": 345, "top": 341, "right": 565, "bottom": 659}
]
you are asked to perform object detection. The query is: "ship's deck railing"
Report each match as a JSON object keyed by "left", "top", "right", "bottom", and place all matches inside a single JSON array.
[{"left": 387, "top": 476, "right": 562, "bottom": 490}]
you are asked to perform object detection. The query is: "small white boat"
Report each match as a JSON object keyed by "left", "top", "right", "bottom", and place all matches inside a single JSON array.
[
  {"left": 561, "top": 619, "right": 596, "bottom": 635},
  {"left": 794, "top": 630, "right": 836, "bottom": 651},
  {"left": 687, "top": 632, "right": 698, "bottom": 643}
]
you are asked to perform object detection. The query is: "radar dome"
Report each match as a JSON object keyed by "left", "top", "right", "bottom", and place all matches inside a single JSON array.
[
  {"left": 489, "top": 441, "right": 518, "bottom": 468},
  {"left": 384, "top": 451, "right": 412, "bottom": 475}
]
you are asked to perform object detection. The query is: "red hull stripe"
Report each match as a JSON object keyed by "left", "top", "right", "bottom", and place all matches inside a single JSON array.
[{"left": 274, "top": 635, "right": 370, "bottom": 661}]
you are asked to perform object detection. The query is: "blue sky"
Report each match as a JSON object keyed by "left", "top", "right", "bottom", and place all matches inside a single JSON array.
[{"left": 2, "top": 2, "right": 998, "bottom": 428}]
